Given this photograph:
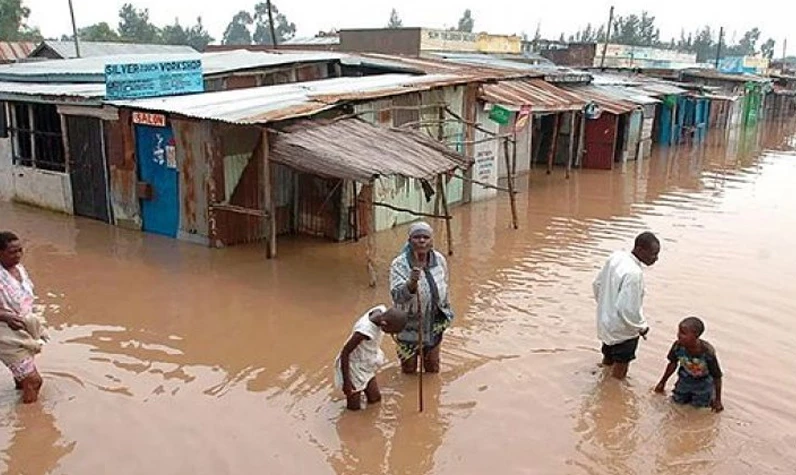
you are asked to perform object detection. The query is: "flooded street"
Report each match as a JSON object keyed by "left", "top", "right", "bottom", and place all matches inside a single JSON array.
[{"left": 1, "top": 121, "right": 795, "bottom": 474}]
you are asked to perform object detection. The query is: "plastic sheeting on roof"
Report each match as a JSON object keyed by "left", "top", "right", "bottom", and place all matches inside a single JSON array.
[
  {"left": 270, "top": 118, "right": 472, "bottom": 182},
  {"left": 479, "top": 79, "right": 587, "bottom": 113}
]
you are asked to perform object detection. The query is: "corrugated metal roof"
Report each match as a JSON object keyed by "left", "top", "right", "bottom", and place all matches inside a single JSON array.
[
  {"left": 559, "top": 84, "right": 638, "bottom": 115},
  {"left": 0, "top": 81, "right": 105, "bottom": 101},
  {"left": 596, "top": 85, "right": 660, "bottom": 105},
  {"left": 0, "top": 42, "right": 35, "bottom": 63},
  {"left": 33, "top": 40, "right": 197, "bottom": 59},
  {"left": 430, "top": 52, "right": 592, "bottom": 83},
  {"left": 479, "top": 78, "right": 587, "bottom": 113},
  {"left": 109, "top": 74, "right": 470, "bottom": 124},
  {"left": 0, "top": 50, "right": 345, "bottom": 83},
  {"left": 342, "top": 53, "right": 532, "bottom": 81},
  {"left": 635, "top": 82, "right": 689, "bottom": 97},
  {"left": 283, "top": 36, "right": 340, "bottom": 46},
  {"left": 270, "top": 118, "right": 470, "bottom": 182},
  {"left": 681, "top": 68, "right": 770, "bottom": 84}
]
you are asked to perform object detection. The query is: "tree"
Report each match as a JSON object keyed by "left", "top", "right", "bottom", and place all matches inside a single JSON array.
[
  {"left": 222, "top": 11, "right": 254, "bottom": 45},
  {"left": 387, "top": 8, "right": 402, "bottom": 29},
  {"left": 457, "top": 9, "right": 474, "bottom": 33},
  {"left": 761, "top": 38, "right": 776, "bottom": 60},
  {"left": 252, "top": 2, "right": 296, "bottom": 45},
  {"left": 78, "top": 22, "right": 120, "bottom": 42},
  {"left": 185, "top": 17, "right": 214, "bottom": 51},
  {"left": 161, "top": 19, "right": 188, "bottom": 46},
  {"left": 0, "top": 0, "right": 42, "bottom": 41},
  {"left": 610, "top": 11, "right": 659, "bottom": 47},
  {"left": 729, "top": 27, "right": 761, "bottom": 56},
  {"left": 118, "top": 3, "right": 160, "bottom": 43},
  {"left": 571, "top": 23, "right": 605, "bottom": 43}
]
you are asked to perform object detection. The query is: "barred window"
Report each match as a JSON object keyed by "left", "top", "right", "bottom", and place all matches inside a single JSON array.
[{"left": 9, "top": 102, "right": 66, "bottom": 172}]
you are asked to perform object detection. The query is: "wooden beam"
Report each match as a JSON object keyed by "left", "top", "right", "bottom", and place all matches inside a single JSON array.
[
  {"left": 363, "top": 200, "right": 452, "bottom": 220},
  {"left": 547, "top": 113, "right": 562, "bottom": 175},
  {"left": 576, "top": 112, "right": 586, "bottom": 168},
  {"left": 437, "top": 174, "right": 453, "bottom": 256},
  {"left": 504, "top": 138, "right": 519, "bottom": 230},
  {"left": 566, "top": 112, "right": 577, "bottom": 179},
  {"left": 261, "top": 129, "right": 277, "bottom": 258},
  {"left": 366, "top": 182, "right": 377, "bottom": 287}
]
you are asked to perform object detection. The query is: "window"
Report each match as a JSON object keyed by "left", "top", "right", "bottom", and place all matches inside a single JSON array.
[{"left": 8, "top": 102, "right": 65, "bottom": 172}]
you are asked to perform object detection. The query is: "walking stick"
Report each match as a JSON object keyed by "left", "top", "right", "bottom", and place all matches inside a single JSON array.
[{"left": 415, "top": 253, "right": 424, "bottom": 413}]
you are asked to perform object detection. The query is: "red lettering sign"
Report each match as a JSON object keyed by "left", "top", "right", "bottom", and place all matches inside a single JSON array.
[{"left": 132, "top": 112, "right": 167, "bottom": 127}]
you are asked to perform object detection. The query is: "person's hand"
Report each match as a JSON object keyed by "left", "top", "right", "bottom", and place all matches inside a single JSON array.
[
  {"left": 343, "top": 380, "right": 355, "bottom": 397},
  {"left": 409, "top": 267, "right": 422, "bottom": 284},
  {"left": 711, "top": 399, "right": 724, "bottom": 413},
  {"left": 654, "top": 382, "right": 666, "bottom": 394},
  {"left": 639, "top": 327, "right": 650, "bottom": 340},
  {"left": 1, "top": 313, "right": 25, "bottom": 331}
]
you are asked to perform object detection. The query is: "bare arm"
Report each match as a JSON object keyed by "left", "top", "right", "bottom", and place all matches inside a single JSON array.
[
  {"left": 712, "top": 378, "right": 724, "bottom": 412},
  {"left": 655, "top": 361, "right": 677, "bottom": 392},
  {"left": 339, "top": 332, "right": 368, "bottom": 395},
  {"left": 0, "top": 307, "right": 25, "bottom": 331}
]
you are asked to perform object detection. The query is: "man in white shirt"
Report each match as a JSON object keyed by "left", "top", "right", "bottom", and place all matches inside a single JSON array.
[{"left": 593, "top": 232, "right": 661, "bottom": 379}]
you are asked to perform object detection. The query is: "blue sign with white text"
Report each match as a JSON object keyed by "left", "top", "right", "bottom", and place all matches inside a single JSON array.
[{"left": 105, "top": 59, "right": 204, "bottom": 100}]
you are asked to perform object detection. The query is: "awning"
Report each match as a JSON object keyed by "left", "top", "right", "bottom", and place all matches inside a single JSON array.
[
  {"left": 269, "top": 118, "right": 472, "bottom": 182},
  {"left": 479, "top": 78, "right": 587, "bottom": 113},
  {"left": 559, "top": 84, "right": 638, "bottom": 115}
]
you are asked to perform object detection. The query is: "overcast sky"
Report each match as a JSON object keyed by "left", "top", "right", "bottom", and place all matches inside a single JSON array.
[{"left": 26, "top": 0, "right": 794, "bottom": 56}]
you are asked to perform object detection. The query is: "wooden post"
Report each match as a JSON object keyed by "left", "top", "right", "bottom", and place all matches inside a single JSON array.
[
  {"left": 547, "top": 113, "right": 562, "bottom": 175},
  {"left": 366, "top": 180, "right": 377, "bottom": 287},
  {"left": 577, "top": 112, "right": 587, "bottom": 168},
  {"left": 503, "top": 138, "right": 519, "bottom": 230},
  {"left": 415, "top": 268, "right": 424, "bottom": 413},
  {"left": 566, "top": 112, "right": 577, "bottom": 179},
  {"left": 437, "top": 174, "right": 453, "bottom": 256},
  {"left": 260, "top": 130, "right": 277, "bottom": 258}
]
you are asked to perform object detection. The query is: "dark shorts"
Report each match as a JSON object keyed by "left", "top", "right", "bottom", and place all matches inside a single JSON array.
[
  {"left": 601, "top": 337, "right": 640, "bottom": 364},
  {"left": 672, "top": 377, "right": 714, "bottom": 408}
]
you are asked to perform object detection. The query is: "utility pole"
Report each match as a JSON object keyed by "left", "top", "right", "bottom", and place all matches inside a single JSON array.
[
  {"left": 599, "top": 6, "right": 614, "bottom": 69},
  {"left": 67, "top": 0, "right": 81, "bottom": 58},
  {"left": 784, "top": 38, "right": 788, "bottom": 60},
  {"left": 266, "top": 0, "right": 278, "bottom": 49},
  {"left": 715, "top": 26, "right": 724, "bottom": 69}
]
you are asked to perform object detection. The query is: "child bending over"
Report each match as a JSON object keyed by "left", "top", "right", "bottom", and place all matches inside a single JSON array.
[
  {"left": 335, "top": 305, "right": 407, "bottom": 411},
  {"left": 655, "top": 317, "right": 723, "bottom": 412}
]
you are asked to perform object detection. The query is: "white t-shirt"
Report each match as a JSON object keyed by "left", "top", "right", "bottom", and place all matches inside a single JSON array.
[
  {"left": 334, "top": 305, "right": 387, "bottom": 392},
  {"left": 593, "top": 251, "right": 648, "bottom": 345}
]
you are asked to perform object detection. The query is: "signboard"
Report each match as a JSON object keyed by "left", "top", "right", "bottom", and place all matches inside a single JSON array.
[
  {"left": 132, "top": 111, "right": 167, "bottom": 127},
  {"left": 514, "top": 105, "right": 531, "bottom": 131},
  {"left": 105, "top": 59, "right": 204, "bottom": 100},
  {"left": 488, "top": 104, "right": 511, "bottom": 125}
]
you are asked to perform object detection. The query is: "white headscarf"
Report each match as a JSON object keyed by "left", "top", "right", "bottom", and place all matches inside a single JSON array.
[{"left": 408, "top": 221, "right": 433, "bottom": 238}]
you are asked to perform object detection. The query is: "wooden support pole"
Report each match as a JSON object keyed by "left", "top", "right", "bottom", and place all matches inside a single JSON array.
[
  {"left": 503, "top": 138, "right": 519, "bottom": 230},
  {"left": 261, "top": 130, "right": 277, "bottom": 258},
  {"left": 437, "top": 174, "right": 453, "bottom": 256},
  {"left": 366, "top": 181, "right": 377, "bottom": 287},
  {"left": 577, "top": 112, "right": 587, "bottom": 168},
  {"left": 547, "top": 113, "right": 562, "bottom": 175},
  {"left": 566, "top": 113, "right": 577, "bottom": 179}
]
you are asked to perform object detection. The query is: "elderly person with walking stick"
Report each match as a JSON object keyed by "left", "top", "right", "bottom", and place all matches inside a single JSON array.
[{"left": 389, "top": 222, "right": 454, "bottom": 375}]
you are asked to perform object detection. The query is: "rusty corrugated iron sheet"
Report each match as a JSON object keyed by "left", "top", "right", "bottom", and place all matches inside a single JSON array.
[
  {"left": 0, "top": 42, "right": 35, "bottom": 63},
  {"left": 270, "top": 118, "right": 472, "bottom": 182},
  {"left": 342, "top": 53, "right": 538, "bottom": 81},
  {"left": 479, "top": 78, "right": 587, "bottom": 113},
  {"left": 559, "top": 84, "right": 638, "bottom": 115},
  {"left": 110, "top": 74, "right": 475, "bottom": 124}
]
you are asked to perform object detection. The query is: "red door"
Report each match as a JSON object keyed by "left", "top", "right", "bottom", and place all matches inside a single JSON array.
[{"left": 583, "top": 113, "right": 618, "bottom": 170}]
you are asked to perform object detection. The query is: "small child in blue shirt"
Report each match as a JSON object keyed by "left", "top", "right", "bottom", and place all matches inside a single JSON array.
[{"left": 655, "top": 316, "right": 724, "bottom": 412}]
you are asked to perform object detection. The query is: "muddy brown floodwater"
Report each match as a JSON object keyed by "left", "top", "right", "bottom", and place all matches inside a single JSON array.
[{"left": 1, "top": 121, "right": 796, "bottom": 475}]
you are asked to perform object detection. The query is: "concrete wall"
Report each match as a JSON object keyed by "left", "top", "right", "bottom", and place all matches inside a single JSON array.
[
  {"left": 421, "top": 29, "right": 478, "bottom": 52},
  {"left": 340, "top": 28, "right": 422, "bottom": 55},
  {"left": 11, "top": 166, "right": 73, "bottom": 213},
  {"left": 476, "top": 34, "right": 522, "bottom": 54},
  {"left": 0, "top": 138, "right": 12, "bottom": 201}
]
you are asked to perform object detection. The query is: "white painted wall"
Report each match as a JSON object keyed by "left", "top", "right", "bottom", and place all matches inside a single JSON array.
[
  {"left": 471, "top": 108, "right": 499, "bottom": 202},
  {"left": 11, "top": 166, "right": 73, "bottom": 214},
  {"left": 0, "top": 138, "right": 12, "bottom": 201}
]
